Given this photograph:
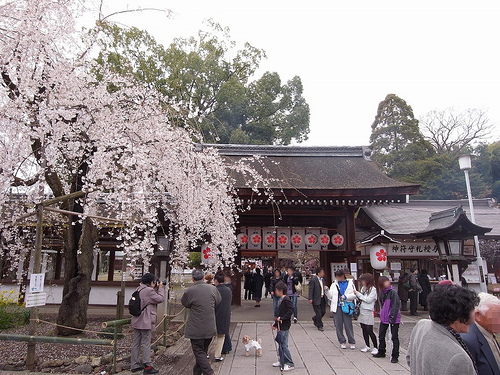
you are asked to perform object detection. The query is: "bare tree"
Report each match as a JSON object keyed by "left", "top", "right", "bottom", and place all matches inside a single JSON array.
[{"left": 420, "top": 108, "right": 494, "bottom": 156}]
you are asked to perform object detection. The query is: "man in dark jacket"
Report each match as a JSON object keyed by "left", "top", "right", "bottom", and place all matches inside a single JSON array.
[
  {"left": 181, "top": 269, "right": 222, "bottom": 375},
  {"left": 264, "top": 269, "right": 272, "bottom": 298},
  {"left": 213, "top": 271, "right": 232, "bottom": 362},
  {"left": 308, "top": 267, "right": 327, "bottom": 331},
  {"left": 243, "top": 268, "right": 253, "bottom": 300},
  {"left": 418, "top": 269, "right": 432, "bottom": 311},
  {"left": 397, "top": 273, "right": 409, "bottom": 311},
  {"left": 408, "top": 267, "right": 422, "bottom": 316},
  {"left": 272, "top": 281, "right": 295, "bottom": 371},
  {"left": 131, "top": 273, "right": 165, "bottom": 374},
  {"left": 461, "top": 292, "right": 500, "bottom": 375}
]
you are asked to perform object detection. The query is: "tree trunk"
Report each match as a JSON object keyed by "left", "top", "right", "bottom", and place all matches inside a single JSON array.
[{"left": 56, "top": 217, "right": 97, "bottom": 336}]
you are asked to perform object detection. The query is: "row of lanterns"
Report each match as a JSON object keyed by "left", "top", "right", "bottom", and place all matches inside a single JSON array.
[{"left": 237, "top": 232, "right": 345, "bottom": 247}]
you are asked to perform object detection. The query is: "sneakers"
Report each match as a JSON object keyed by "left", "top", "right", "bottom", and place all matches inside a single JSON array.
[
  {"left": 273, "top": 361, "right": 281, "bottom": 367},
  {"left": 131, "top": 368, "right": 143, "bottom": 373},
  {"left": 360, "top": 346, "right": 370, "bottom": 352},
  {"left": 318, "top": 326, "right": 324, "bottom": 332},
  {"left": 371, "top": 348, "right": 379, "bottom": 355},
  {"left": 391, "top": 357, "right": 399, "bottom": 363},
  {"left": 143, "top": 367, "right": 159, "bottom": 374},
  {"left": 293, "top": 317, "right": 298, "bottom": 324},
  {"left": 283, "top": 364, "right": 294, "bottom": 371},
  {"left": 350, "top": 344, "right": 356, "bottom": 350},
  {"left": 214, "top": 357, "right": 224, "bottom": 362},
  {"left": 340, "top": 343, "right": 347, "bottom": 349}
]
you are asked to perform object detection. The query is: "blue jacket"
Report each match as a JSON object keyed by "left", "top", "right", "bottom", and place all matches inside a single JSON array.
[{"left": 461, "top": 322, "right": 500, "bottom": 375}]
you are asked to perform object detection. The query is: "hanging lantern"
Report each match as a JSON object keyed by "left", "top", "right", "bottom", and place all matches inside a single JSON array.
[
  {"left": 291, "top": 234, "right": 303, "bottom": 246},
  {"left": 250, "top": 232, "right": 262, "bottom": 246},
  {"left": 277, "top": 234, "right": 289, "bottom": 246},
  {"left": 237, "top": 233, "right": 249, "bottom": 246},
  {"left": 264, "top": 233, "right": 276, "bottom": 246},
  {"left": 331, "top": 233, "right": 344, "bottom": 247},
  {"left": 370, "top": 244, "right": 388, "bottom": 270},
  {"left": 319, "top": 234, "right": 330, "bottom": 245},
  {"left": 306, "top": 234, "right": 318, "bottom": 245},
  {"left": 201, "top": 243, "right": 214, "bottom": 265}
]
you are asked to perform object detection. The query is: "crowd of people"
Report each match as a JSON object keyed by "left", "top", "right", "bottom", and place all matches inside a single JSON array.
[{"left": 129, "top": 266, "right": 500, "bottom": 374}]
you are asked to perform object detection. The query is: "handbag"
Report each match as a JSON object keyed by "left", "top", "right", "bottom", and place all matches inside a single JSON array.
[
  {"left": 341, "top": 301, "right": 356, "bottom": 316},
  {"left": 352, "top": 299, "right": 361, "bottom": 320},
  {"left": 295, "top": 281, "right": 302, "bottom": 294}
]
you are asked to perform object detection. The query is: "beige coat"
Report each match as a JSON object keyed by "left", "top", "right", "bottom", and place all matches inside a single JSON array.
[{"left": 130, "top": 285, "right": 165, "bottom": 330}]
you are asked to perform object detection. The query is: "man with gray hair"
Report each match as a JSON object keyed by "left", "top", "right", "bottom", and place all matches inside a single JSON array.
[
  {"left": 182, "top": 269, "right": 222, "bottom": 375},
  {"left": 461, "top": 292, "right": 500, "bottom": 375}
]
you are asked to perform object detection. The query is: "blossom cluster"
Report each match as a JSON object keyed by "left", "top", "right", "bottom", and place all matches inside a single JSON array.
[{"left": 0, "top": 0, "right": 270, "bottom": 278}]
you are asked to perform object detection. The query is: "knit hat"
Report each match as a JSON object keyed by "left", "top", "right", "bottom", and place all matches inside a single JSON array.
[
  {"left": 438, "top": 280, "right": 453, "bottom": 286},
  {"left": 141, "top": 273, "right": 156, "bottom": 285}
]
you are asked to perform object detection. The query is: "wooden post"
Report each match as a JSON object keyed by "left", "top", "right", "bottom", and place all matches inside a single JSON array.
[{"left": 26, "top": 203, "right": 44, "bottom": 370}]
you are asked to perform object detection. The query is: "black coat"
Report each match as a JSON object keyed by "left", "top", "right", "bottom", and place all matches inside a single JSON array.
[
  {"left": 270, "top": 276, "right": 283, "bottom": 294},
  {"left": 264, "top": 272, "right": 272, "bottom": 288},
  {"left": 418, "top": 274, "right": 432, "bottom": 306},
  {"left": 215, "top": 284, "right": 232, "bottom": 335},
  {"left": 273, "top": 296, "right": 294, "bottom": 331},
  {"left": 243, "top": 271, "right": 253, "bottom": 290},
  {"left": 252, "top": 274, "right": 264, "bottom": 299},
  {"left": 285, "top": 272, "right": 303, "bottom": 294},
  {"left": 308, "top": 275, "right": 325, "bottom": 305},
  {"left": 461, "top": 322, "right": 500, "bottom": 375}
]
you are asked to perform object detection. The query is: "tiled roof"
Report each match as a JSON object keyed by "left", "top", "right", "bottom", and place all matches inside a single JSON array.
[
  {"left": 362, "top": 199, "right": 500, "bottom": 237},
  {"left": 199, "top": 144, "right": 419, "bottom": 193}
]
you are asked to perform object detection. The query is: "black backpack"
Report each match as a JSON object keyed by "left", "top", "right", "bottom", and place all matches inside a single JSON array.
[{"left": 129, "top": 287, "right": 147, "bottom": 317}]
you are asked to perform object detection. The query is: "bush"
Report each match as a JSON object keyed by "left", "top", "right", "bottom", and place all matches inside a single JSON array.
[{"left": 0, "top": 289, "right": 30, "bottom": 330}]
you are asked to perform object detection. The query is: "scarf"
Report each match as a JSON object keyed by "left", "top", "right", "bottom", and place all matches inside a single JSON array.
[{"left": 443, "top": 325, "right": 479, "bottom": 375}]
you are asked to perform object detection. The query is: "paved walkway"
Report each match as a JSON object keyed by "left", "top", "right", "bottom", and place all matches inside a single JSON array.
[{"left": 218, "top": 320, "right": 410, "bottom": 375}]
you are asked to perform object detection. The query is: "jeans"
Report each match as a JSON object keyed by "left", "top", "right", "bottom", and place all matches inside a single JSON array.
[
  {"left": 312, "top": 298, "right": 326, "bottom": 328},
  {"left": 378, "top": 323, "right": 399, "bottom": 359},
  {"left": 131, "top": 329, "right": 152, "bottom": 370},
  {"left": 273, "top": 295, "right": 281, "bottom": 317},
  {"left": 409, "top": 291, "right": 418, "bottom": 314},
  {"left": 275, "top": 330, "right": 294, "bottom": 367},
  {"left": 190, "top": 338, "right": 214, "bottom": 375},
  {"left": 333, "top": 311, "right": 355, "bottom": 344},
  {"left": 222, "top": 332, "right": 232, "bottom": 353},
  {"left": 290, "top": 295, "right": 298, "bottom": 319}
]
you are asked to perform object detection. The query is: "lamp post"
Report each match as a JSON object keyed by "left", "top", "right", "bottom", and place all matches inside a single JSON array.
[{"left": 458, "top": 155, "right": 487, "bottom": 293}]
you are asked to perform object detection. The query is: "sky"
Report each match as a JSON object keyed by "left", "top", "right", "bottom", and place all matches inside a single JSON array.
[{"left": 90, "top": 0, "right": 500, "bottom": 147}]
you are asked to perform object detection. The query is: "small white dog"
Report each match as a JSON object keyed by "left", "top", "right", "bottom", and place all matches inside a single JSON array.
[{"left": 241, "top": 335, "right": 262, "bottom": 357}]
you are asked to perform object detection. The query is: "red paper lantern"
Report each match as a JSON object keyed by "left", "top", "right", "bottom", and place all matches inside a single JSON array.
[
  {"left": 331, "top": 233, "right": 344, "bottom": 247},
  {"left": 250, "top": 233, "right": 261, "bottom": 245},
  {"left": 278, "top": 234, "right": 289, "bottom": 246},
  {"left": 319, "top": 234, "right": 330, "bottom": 245},
  {"left": 265, "top": 234, "right": 276, "bottom": 245},
  {"left": 292, "top": 234, "right": 302, "bottom": 245},
  {"left": 237, "top": 233, "right": 248, "bottom": 245}
]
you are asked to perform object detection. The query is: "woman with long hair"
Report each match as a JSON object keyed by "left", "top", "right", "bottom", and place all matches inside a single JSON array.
[{"left": 354, "top": 273, "right": 378, "bottom": 354}]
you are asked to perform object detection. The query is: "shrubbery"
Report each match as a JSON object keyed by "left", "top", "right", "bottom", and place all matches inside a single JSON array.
[{"left": 0, "top": 289, "right": 30, "bottom": 330}]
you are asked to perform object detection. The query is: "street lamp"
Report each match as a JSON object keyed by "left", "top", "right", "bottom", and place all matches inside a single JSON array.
[{"left": 458, "top": 155, "right": 487, "bottom": 293}]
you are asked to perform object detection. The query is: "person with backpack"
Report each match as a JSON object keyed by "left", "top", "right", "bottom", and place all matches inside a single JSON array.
[{"left": 130, "top": 273, "right": 165, "bottom": 374}]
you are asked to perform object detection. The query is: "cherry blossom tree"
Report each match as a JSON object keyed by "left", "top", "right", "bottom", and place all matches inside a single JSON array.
[{"left": 0, "top": 0, "right": 270, "bottom": 334}]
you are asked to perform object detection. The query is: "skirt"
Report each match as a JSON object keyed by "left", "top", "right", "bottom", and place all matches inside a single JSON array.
[{"left": 357, "top": 308, "right": 375, "bottom": 325}]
